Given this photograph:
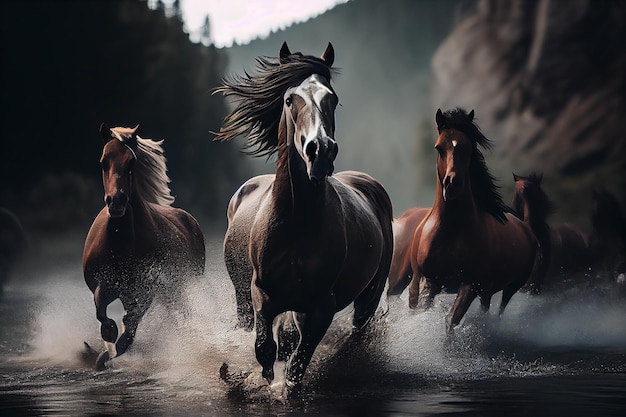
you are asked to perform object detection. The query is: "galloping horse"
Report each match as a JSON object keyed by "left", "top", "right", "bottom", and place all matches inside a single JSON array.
[
  {"left": 386, "top": 207, "right": 429, "bottom": 296},
  {"left": 214, "top": 43, "right": 393, "bottom": 393},
  {"left": 512, "top": 172, "right": 591, "bottom": 291},
  {"left": 408, "top": 108, "right": 548, "bottom": 332},
  {"left": 83, "top": 124, "right": 205, "bottom": 370}
]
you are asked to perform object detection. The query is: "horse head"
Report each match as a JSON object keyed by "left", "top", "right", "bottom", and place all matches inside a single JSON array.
[
  {"left": 434, "top": 108, "right": 475, "bottom": 201},
  {"left": 99, "top": 123, "right": 137, "bottom": 218},
  {"left": 279, "top": 43, "right": 338, "bottom": 185}
]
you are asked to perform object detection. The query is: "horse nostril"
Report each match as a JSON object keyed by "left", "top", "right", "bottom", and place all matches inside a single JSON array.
[
  {"left": 105, "top": 196, "right": 112, "bottom": 206},
  {"left": 305, "top": 141, "right": 318, "bottom": 159}
]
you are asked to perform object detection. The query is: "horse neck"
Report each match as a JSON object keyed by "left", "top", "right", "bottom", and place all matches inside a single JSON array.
[
  {"left": 107, "top": 195, "right": 152, "bottom": 239},
  {"left": 432, "top": 177, "right": 478, "bottom": 230},
  {"left": 273, "top": 142, "right": 325, "bottom": 221}
]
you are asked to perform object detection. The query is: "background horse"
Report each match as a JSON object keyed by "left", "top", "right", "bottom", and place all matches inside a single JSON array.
[
  {"left": 408, "top": 108, "right": 548, "bottom": 332},
  {"left": 214, "top": 42, "right": 393, "bottom": 394},
  {"left": 386, "top": 207, "right": 429, "bottom": 297},
  {"left": 83, "top": 124, "right": 205, "bottom": 370},
  {"left": 512, "top": 172, "right": 591, "bottom": 292},
  {"left": 589, "top": 188, "right": 626, "bottom": 282}
]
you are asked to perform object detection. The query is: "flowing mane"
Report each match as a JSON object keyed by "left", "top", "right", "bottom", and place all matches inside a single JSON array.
[
  {"left": 438, "top": 108, "right": 509, "bottom": 223},
  {"left": 110, "top": 126, "right": 174, "bottom": 207},
  {"left": 512, "top": 172, "right": 553, "bottom": 221},
  {"left": 212, "top": 52, "right": 336, "bottom": 157}
]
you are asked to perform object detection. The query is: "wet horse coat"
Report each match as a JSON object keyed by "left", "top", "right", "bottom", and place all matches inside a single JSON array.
[
  {"left": 83, "top": 125, "right": 205, "bottom": 370},
  {"left": 407, "top": 108, "right": 546, "bottom": 331},
  {"left": 215, "top": 43, "right": 393, "bottom": 392}
]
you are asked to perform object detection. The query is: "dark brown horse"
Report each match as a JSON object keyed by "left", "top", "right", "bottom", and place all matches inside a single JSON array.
[
  {"left": 214, "top": 43, "right": 393, "bottom": 393},
  {"left": 407, "top": 108, "right": 548, "bottom": 332},
  {"left": 512, "top": 172, "right": 592, "bottom": 292},
  {"left": 386, "top": 207, "right": 429, "bottom": 296},
  {"left": 83, "top": 125, "right": 205, "bottom": 370}
]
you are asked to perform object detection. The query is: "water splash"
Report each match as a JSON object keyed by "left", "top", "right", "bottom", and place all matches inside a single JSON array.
[{"left": 13, "top": 238, "right": 626, "bottom": 403}]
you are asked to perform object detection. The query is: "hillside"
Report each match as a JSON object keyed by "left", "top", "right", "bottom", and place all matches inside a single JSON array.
[{"left": 224, "top": 0, "right": 468, "bottom": 213}]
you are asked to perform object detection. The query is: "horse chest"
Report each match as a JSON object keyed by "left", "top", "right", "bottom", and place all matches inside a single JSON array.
[{"left": 418, "top": 226, "right": 476, "bottom": 280}]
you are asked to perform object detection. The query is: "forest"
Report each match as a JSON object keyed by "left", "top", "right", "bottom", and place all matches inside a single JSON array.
[{"left": 1, "top": 0, "right": 250, "bottom": 234}]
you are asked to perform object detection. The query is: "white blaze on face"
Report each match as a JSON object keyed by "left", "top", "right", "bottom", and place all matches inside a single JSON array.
[{"left": 292, "top": 74, "right": 335, "bottom": 153}]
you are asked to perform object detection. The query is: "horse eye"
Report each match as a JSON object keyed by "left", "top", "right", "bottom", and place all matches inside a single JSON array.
[{"left": 285, "top": 95, "right": 293, "bottom": 106}]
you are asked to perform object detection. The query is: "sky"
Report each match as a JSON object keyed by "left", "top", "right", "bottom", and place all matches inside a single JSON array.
[{"left": 177, "top": 0, "right": 348, "bottom": 48}]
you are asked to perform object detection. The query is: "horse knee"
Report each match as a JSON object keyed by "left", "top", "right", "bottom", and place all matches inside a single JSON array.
[{"left": 100, "top": 319, "right": 118, "bottom": 343}]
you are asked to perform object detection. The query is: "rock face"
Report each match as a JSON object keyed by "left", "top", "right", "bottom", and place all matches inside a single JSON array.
[{"left": 432, "top": 0, "right": 626, "bottom": 221}]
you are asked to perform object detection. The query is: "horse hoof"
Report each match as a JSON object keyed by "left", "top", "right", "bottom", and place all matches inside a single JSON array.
[
  {"left": 95, "top": 351, "right": 110, "bottom": 371},
  {"left": 261, "top": 368, "right": 274, "bottom": 385}
]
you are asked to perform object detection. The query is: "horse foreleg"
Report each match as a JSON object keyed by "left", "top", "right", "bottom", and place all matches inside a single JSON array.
[
  {"left": 94, "top": 285, "right": 118, "bottom": 343},
  {"left": 479, "top": 294, "right": 492, "bottom": 313},
  {"left": 93, "top": 284, "right": 118, "bottom": 370},
  {"left": 115, "top": 294, "right": 152, "bottom": 359},
  {"left": 498, "top": 284, "right": 519, "bottom": 317},
  {"left": 252, "top": 285, "right": 279, "bottom": 384},
  {"left": 285, "top": 299, "right": 335, "bottom": 395},
  {"left": 445, "top": 283, "right": 477, "bottom": 333}
]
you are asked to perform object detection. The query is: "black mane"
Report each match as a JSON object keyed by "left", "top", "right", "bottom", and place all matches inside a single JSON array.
[
  {"left": 213, "top": 51, "right": 336, "bottom": 158},
  {"left": 439, "top": 108, "right": 510, "bottom": 223},
  {"left": 512, "top": 172, "right": 553, "bottom": 221}
]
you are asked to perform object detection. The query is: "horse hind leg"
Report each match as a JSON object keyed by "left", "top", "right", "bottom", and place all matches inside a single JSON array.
[
  {"left": 275, "top": 312, "right": 299, "bottom": 362},
  {"left": 285, "top": 301, "right": 335, "bottom": 396},
  {"left": 224, "top": 241, "right": 254, "bottom": 331},
  {"left": 353, "top": 268, "right": 389, "bottom": 330},
  {"left": 409, "top": 275, "right": 440, "bottom": 311},
  {"left": 353, "top": 239, "right": 393, "bottom": 329}
]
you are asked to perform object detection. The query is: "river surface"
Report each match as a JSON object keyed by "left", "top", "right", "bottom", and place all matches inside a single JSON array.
[{"left": 1, "top": 236, "right": 625, "bottom": 416}]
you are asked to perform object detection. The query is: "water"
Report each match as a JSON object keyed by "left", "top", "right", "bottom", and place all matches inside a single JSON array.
[{"left": 1, "top": 236, "right": 625, "bottom": 416}]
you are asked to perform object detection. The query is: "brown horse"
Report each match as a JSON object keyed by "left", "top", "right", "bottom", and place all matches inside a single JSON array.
[
  {"left": 83, "top": 124, "right": 205, "bottom": 370},
  {"left": 214, "top": 42, "right": 393, "bottom": 393},
  {"left": 407, "top": 108, "right": 548, "bottom": 332},
  {"left": 386, "top": 207, "right": 429, "bottom": 296},
  {"left": 512, "top": 172, "right": 593, "bottom": 292}
]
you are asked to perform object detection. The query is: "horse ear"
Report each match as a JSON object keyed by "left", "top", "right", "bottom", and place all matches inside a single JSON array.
[
  {"left": 321, "top": 42, "right": 334, "bottom": 67},
  {"left": 280, "top": 42, "right": 291, "bottom": 62},
  {"left": 468, "top": 109, "right": 475, "bottom": 121},
  {"left": 435, "top": 109, "right": 445, "bottom": 131},
  {"left": 131, "top": 124, "right": 140, "bottom": 138},
  {"left": 99, "top": 123, "right": 113, "bottom": 143},
  {"left": 512, "top": 172, "right": 520, "bottom": 181}
]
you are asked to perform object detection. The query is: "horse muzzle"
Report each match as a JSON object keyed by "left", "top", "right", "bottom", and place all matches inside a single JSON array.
[
  {"left": 105, "top": 193, "right": 129, "bottom": 218},
  {"left": 306, "top": 137, "right": 338, "bottom": 185}
]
